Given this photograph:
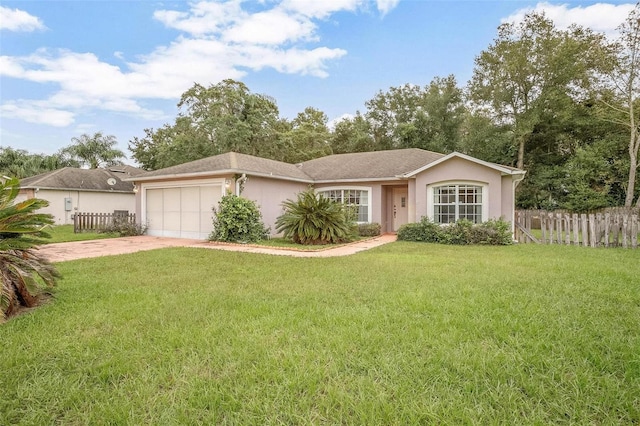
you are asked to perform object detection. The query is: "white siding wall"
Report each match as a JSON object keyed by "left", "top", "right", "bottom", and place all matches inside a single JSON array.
[{"left": 22, "top": 189, "right": 135, "bottom": 225}]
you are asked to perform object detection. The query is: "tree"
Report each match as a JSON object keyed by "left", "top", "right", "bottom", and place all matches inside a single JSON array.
[
  {"left": 365, "top": 75, "right": 466, "bottom": 152},
  {"left": 330, "top": 113, "right": 375, "bottom": 154},
  {"left": 599, "top": 4, "right": 640, "bottom": 207},
  {"left": 0, "top": 177, "right": 59, "bottom": 322},
  {"left": 0, "top": 147, "right": 79, "bottom": 178},
  {"left": 62, "top": 132, "right": 126, "bottom": 169},
  {"left": 469, "top": 13, "right": 610, "bottom": 170},
  {"left": 130, "top": 80, "right": 284, "bottom": 169},
  {"left": 281, "top": 107, "right": 332, "bottom": 163}
]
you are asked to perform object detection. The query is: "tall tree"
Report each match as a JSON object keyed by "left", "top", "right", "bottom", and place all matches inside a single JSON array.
[
  {"left": 365, "top": 75, "right": 465, "bottom": 152},
  {"left": 599, "top": 4, "right": 640, "bottom": 207},
  {"left": 330, "top": 113, "right": 375, "bottom": 154},
  {"left": 281, "top": 107, "right": 332, "bottom": 163},
  {"left": 468, "top": 13, "right": 609, "bottom": 170},
  {"left": 62, "top": 132, "right": 126, "bottom": 169},
  {"left": 130, "top": 80, "right": 284, "bottom": 169}
]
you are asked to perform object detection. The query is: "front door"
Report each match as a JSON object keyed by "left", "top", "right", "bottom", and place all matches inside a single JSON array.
[{"left": 392, "top": 188, "right": 408, "bottom": 231}]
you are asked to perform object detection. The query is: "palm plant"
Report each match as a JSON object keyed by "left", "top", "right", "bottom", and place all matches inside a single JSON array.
[
  {"left": 0, "top": 177, "right": 59, "bottom": 322},
  {"left": 62, "top": 132, "right": 126, "bottom": 168},
  {"left": 275, "top": 188, "right": 356, "bottom": 245}
]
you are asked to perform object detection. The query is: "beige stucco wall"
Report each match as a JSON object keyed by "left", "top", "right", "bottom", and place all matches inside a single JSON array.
[
  {"left": 18, "top": 189, "right": 135, "bottom": 225},
  {"left": 414, "top": 157, "right": 513, "bottom": 222}
]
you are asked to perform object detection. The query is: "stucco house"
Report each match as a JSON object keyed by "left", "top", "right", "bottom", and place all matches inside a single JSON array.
[
  {"left": 127, "top": 149, "right": 525, "bottom": 240},
  {"left": 18, "top": 166, "right": 145, "bottom": 225}
]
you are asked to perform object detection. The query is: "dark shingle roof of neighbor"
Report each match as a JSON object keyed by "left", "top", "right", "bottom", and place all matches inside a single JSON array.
[
  {"left": 20, "top": 165, "right": 145, "bottom": 192},
  {"left": 131, "top": 148, "right": 522, "bottom": 183},
  {"left": 137, "top": 152, "right": 312, "bottom": 181}
]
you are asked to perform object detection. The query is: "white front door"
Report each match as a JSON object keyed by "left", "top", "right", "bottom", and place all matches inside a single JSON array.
[{"left": 392, "top": 188, "right": 408, "bottom": 231}]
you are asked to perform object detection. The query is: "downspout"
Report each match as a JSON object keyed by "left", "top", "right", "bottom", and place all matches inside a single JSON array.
[{"left": 235, "top": 174, "right": 248, "bottom": 195}]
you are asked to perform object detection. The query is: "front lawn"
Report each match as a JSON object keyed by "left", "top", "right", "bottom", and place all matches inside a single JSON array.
[
  {"left": 38, "top": 224, "right": 116, "bottom": 243},
  {"left": 1, "top": 243, "right": 638, "bottom": 424}
]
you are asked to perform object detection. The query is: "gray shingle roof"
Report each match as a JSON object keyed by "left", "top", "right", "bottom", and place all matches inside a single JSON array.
[
  {"left": 20, "top": 166, "right": 145, "bottom": 192},
  {"left": 130, "top": 149, "right": 522, "bottom": 183},
  {"left": 135, "top": 152, "right": 312, "bottom": 182},
  {"left": 298, "top": 148, "right": 445, "bottom": 181}
]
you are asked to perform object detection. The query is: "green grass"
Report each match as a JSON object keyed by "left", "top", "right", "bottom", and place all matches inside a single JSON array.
[
  {"left": 39, "top": 224, "right": 116, "bottom": 243},
  {"left": 1, "top": 243, "right": 639, "bottom": 424},
  {"left": 256, "top": 237, "right": 365, "bottom": 250}
]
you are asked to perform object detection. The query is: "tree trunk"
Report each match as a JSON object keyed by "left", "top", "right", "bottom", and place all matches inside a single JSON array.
[
  {"left": 626, "top": 104, "right": 640, "bottom": 206},
  {"left": 517, "top": 135, "right": 525, "bottom": 170}
]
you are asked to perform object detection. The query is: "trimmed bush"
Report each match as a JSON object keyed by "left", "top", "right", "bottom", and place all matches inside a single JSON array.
[
  {"left": 397, "top": 217, "right": 513, "bottom": 246},
  {"left": 397, "top": 217, "right": 443, "bottom": 243},
  {"left": 358, "top": 222, "right": 381, "bottom": 237},
  {"left": 439, "top": 219, "right": 473, "bottom": 245},
  {"left": 469, "top": 219, "right": 514, "bottom": 245},
  {"left": 210, "top": 195, "right": 269, "bottom": 243}
]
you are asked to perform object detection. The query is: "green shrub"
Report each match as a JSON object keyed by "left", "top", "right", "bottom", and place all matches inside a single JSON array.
[
  {"left": 440, "top": 219, "right": 473, "bottom": 245},
  {"left": 397, "top": 217, "right": 513, "bottom": 246},
  {"left": 397, "top": 217, "right": 443, "bottom": 243},
  {"left": 358, "top": 222, "right": 381, "bottom": 237},
  {"left": 275, "top": 188, "right": 356, "bottom": 245},
  {"left": 99, "top": 220, "right": 147, "bottom": 237},
  {"left": 469, "top": 218, "right": 513, "bottom": 245},
  {"left": 210, "top": 195, "right": 269, "bottom": 243}
]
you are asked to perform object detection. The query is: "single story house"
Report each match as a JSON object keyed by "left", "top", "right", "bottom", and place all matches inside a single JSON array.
[
  {"left": 18, "top": 166, "right": 145, "bottom": 225},
  {"left": 126, "top": 149, "right": 525, "bottom": 240}
]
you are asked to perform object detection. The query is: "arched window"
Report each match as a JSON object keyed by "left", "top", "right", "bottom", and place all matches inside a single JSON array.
[{"left": 430, "top": 184, "right": 485, "bottom": 224}]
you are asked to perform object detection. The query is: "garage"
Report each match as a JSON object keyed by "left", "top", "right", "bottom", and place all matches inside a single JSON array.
[{"left": 144, "top": 183, "right": 223, "bottom": 239}]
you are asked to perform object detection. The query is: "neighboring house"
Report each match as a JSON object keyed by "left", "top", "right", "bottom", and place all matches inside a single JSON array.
[
  {"left": 18, "top": 166, "right": 146, "bottom": 225},
  {"left": 127, "top": 149, "right": 525, "bottom": 240}
]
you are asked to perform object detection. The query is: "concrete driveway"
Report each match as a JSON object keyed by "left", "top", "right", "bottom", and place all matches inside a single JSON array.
[{"left": 38, "top": 234, "right": 397, "bottom": 262}]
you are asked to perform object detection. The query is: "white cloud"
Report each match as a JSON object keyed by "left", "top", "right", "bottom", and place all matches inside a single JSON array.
[
  {"left": 282, "top": 0, "right": 363, "bottom": 19},
  {"left": 503, "top": 2, "right": 634, "bottom": 36},
  {"left": 1, "top": 0, "right": 399, "bottom": 128},
  {"left": 153, "top": 1, "right": 245, "bottom": 36},
  {"left": 376, "top": 0, "right": 401, "bottom": 16},
  {"left": 328, "top": 113, "right": 355, "bottom": 129},
  {"left": 1, "top": 102, "right": 75, "bottom": 127},
  {"left": 224, "top": 9, "right": 317, "bottom": 45},
  {"left": 0, "top": 6, "right": 46, "bottom": 32}
]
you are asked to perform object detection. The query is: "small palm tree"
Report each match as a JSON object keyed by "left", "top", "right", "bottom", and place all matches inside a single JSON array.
[
  {"left": 275, "top": 188, "right": 355, "bottom": 245},
  {"left": 0, "top": 177, "right": 59, "bottom": 322}
]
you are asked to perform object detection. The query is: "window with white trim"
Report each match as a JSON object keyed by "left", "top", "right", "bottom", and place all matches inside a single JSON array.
[
  {"left": 433, "top": 184, "right": 483, "bottom": 224},
  {"left": 318, "top": 188, "right": 370, "bottom": 222}
]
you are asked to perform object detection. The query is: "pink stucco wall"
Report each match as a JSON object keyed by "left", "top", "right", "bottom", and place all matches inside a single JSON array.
[
  {"left": 414, "top": 156, "right": 513, "bottom": 221},
  {"left": 241, "top": 176, "right": 307, "bottom": 235}
]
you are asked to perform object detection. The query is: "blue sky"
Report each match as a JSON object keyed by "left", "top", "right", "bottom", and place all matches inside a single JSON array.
[{"left": 0, "top": 0, "right": 634, "bottom": 163}]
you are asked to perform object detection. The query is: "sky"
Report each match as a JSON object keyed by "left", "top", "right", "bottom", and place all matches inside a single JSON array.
[{"left": 0, "top": 0, "right": 635, "bottom": 164}]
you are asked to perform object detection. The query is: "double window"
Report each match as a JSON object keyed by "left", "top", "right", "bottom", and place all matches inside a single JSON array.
[
  {"left": 432, "top": 184, "right": 483, "bottom": 224},
  {"left": 317, "top": 188, "right": 370, "bottom": 222}
]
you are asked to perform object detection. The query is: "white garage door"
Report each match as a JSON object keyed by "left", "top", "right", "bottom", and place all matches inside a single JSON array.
[{"left": 145, "top": 185, "right": 222, "bottom": 239}]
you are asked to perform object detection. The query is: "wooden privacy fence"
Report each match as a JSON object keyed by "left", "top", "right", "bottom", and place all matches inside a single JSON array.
[
  {"left": 73, "top": 212, "right": 136, "bottom": 233},
  {"left": 515, "top": 209, "right": 639, "bottom": 249}
]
